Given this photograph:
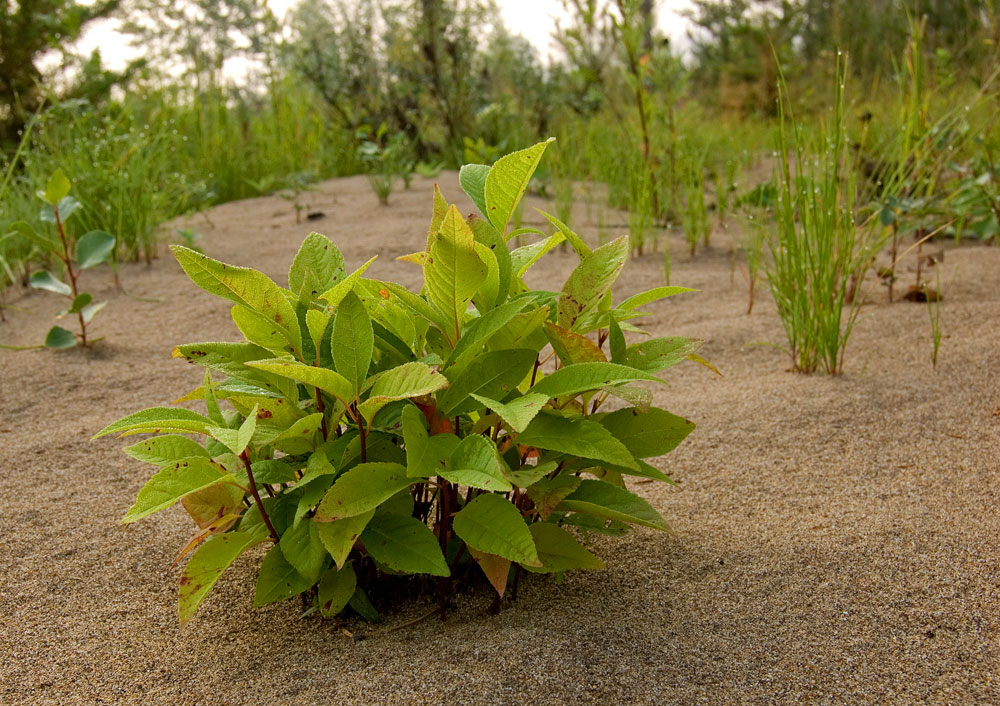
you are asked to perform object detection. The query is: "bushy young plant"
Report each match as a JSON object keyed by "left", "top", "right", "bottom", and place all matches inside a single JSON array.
[
  {"left": 5, "top": 170, "right": 115, "bottom": 348},
  {"left": 358, "top": 125, "right": 415, "bottom": 205},
  {"left": 95, "top": 141, "right": 702, "bottom": 625}
]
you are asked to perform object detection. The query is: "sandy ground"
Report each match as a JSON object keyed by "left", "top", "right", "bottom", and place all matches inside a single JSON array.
[{"left": 1, "top": 171, "right": 998, "bottom": 705}]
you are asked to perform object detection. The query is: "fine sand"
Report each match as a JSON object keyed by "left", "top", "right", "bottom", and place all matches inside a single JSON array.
[{"left": 1, "top": 172, "right": 998, "bottom": 705}]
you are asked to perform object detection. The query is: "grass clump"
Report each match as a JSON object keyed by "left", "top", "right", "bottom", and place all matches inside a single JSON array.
[{"left": 767, "top": 57, "right": 880, "bottom": 375}]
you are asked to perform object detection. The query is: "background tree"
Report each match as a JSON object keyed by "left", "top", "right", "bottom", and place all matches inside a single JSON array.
[{"left": 0, "top": 0, "right": 120, "bottom": 142}]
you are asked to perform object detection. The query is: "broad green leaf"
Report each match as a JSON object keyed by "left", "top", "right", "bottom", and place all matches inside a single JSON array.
[
  {"left": 484, "top": 138, "right": 554, "bottom": 233},
  {"left": 486, "top": 307, "right": 549, "bottom": 351},
  {"left": 251, "top": 459, "right": 299, "bottom": 484},
  {"left": 529, "top": 362, "right": 659, "bottom": 399},
  {"left": 619, "top": 286, "right": 697, "bottom": 311},
  {"left": 523, "top": 522, "right": 605, "bottom": 573},
  {"left": 171, "top": 246, "right": 301, "bottom": 355},
  {"left": 608, "top": 317, "right": 627, "bottom": 364},
  {"left": 315, "top": 462, "right": 411, "bottom": 521},
  {"left": 316, "top": 511, "right": 374, "bottom": 569},
  {"left": 332, "top": 291, "right": 373, "bottom": 395},
  {"left": 604, "top": 384, "right": 652, "bottom": 412},
  {"left": 438, "top": 348, "right": 536, "bottom": 416},
  {"left": 440, "top": 435, "right": 510, "bottom": 491},
  {"left": 358, "top": 362, "right": 449, "bottom": 422},
  {"left": 122, "top": 458, "right": 235, "bottom": 523},
  {"left": 179, "top": 531, "right": 265, "bottom": 626},
  {"left": 443, "top": 296, "right": 538, "bottom": 368},
  {"left": 426, "top": 184, "right": 450, "bottom": 248},
  {"left": 231, "top": 305, "right": 291, "bottom": 353},
  {"left": 459, "top": 163, "right": 490, "bottom": 218},
  {"left": 510, "top": 232, "right": 565, "bottom": 278},
  {"left": 288, "top": 231, "right": 345, "bottom": 301},
  {"left": 68, "top": 293, "right": 92, "bottom": 313},
  {"left": 44, "top": 326, "right": 76, "bottom": 349},
  {"left": 75, "top": 230, "right": 116, "bottom": 269},
  {"left": 94, "top": 407, "right": 216, "bottom": 438},
  {"left": 30, "top": 271, "right": 71, "bottom": 296},
  {"left": 526, "top": 474, "right": 581, "bottom": 520},
  {"left": 243, "top": 359, "right": 354, "bottom": 408},
  {"left": 558, "top": 479, "right": 668, "bottom": 530},
  {"left": 517, "top": 413, "right": 638, "bottom": 471},
  {"left": 280, "top": 517, "right": 327, "bottom": 584},
  {"left": 124, "top": 435, "right": 210, "bottom": 465},
  {"left": 317, "top": 254, "right": 377, "bottom": 307},
  {"left": 505, "top": 461, "right": 558, "bottom": 489},
  {"left": 423, "top": 205, "right": 487, "bottom": 339},
  {"left": 79, "top": 301, "right": 106, "bottom": 324},
  {"left": 306, "top": 309, "right": 332, "bottom": 353},
  {"left": 264, "top": 413, "right": 324, "bottom": 455},
  {"left": 469, "top": 393, "right": 547, "bottom": 433},
  {"left": 171, "top": 341, "right": 272, "bottom": 376},
  {"left": 452, "top": 493, "right": 540, "bottom": 566},
  {"left": 181, "top": 482, "right": 245, "bottom": 529},
  {"left": 468, "top": 215, "right": 511, "bottom": 310},
  {"left": 361, "top": 514, "right": 450, "bottom": 577},
  {"left": 401, "top": 405, "right": 458, "bottom": 478},
  {"left": 543, "top": 322, "right": 606, "bottom": 365},
  {"left": 41, "top": 170, "right": 71, "bottom": 205},
  {"left": 472, "top": 241, "right": 500, "bottom": 312},
  {"left": 626, "top": 337, "right": 703, "bottom": 373},
  {"left": 349, "top": 585, "right": 380, "bottom": 622},
  {"left": 380, "top": 281, "right": 452, "bottom": 337},
  {"left": 207, "top": 406, "right": 257, "bottom": 455},
  {"left": 56, "top": 196, "right": 81, "bottom": 221},
  {"left": 537, "top": 209, "right": 591, "bottom": 257},
  {"left": 9, "top": 220, "right": 58, "bottom": 255},
  {"left": 229, "top": 396, "right": 304, "bottom": 431},
  {"left": 254, "top": 543, "right": 314, "bottom": 606},
  {"left": 318, "top": 564, "right": 357, "bottom": 617},
  {"left": 558, "top": 236, "right": 629, "bottom": 330},
  {"left": 598, "top": 407, "right": 695, "bottom": 458}
]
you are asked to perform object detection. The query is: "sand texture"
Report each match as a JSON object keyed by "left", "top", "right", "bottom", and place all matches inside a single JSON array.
[{"left": 1, "top": 172, "right": 998, "bottom": 704}]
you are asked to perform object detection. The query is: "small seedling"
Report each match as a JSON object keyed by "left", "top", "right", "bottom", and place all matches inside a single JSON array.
[
  {"left": 8, "top": 170, "right": 115, "bottom": 349},
  {"left": 175, "top": 227, "right": 203, "bottom": 253},
  {"left": 358, "top": 125, "right": 415, "bottom": 206}
]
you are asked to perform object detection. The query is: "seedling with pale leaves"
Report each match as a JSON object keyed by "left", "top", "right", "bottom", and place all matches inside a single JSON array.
[
  {"left": 4, "top": 170, "right": 115, "bottom": 348},
  {"left": 96, "top": 141, "right": 704, "bottom": 626}
]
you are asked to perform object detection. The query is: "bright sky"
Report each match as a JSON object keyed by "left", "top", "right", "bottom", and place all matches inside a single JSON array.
[{"left": 73, "top": 0, "right": 695, "bottom": 74}]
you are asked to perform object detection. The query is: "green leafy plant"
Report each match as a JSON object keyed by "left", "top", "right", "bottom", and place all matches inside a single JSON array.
[
  {"left": 357, "top": 125, "right": 415, "bottom": 205},
  {"left": 6, "top": 170, "right": 115, "bottom": 348},
  {"left": 95, "top": 141, "right": 703, "bottom": 625}
]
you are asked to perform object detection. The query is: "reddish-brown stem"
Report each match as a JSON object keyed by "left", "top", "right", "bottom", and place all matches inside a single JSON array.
[
  {"left": 53, "top": 206, "right": 88, "bottom": 346},
  {"left": 314, "top": 388, "right": 328, "bottom": 441},
  {"left": 529, "top": 356, "right": 541, "bottom": 387},
  {"left": 358, "top": 410, "right": 368, "bottom": 463},
  {"left": 240, "top": 450, "right": 280, "bottom": 543}
]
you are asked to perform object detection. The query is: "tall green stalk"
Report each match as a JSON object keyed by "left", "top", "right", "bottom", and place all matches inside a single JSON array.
[{"left": 767, "top": 55, "right": 879, "bottom": 375}]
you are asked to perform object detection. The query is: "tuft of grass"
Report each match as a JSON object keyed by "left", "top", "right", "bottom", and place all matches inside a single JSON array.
[{"left": 766, "top": 55, "right": 882, "bottom": 375}]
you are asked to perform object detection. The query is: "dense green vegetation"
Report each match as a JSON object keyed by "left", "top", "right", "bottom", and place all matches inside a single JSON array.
[
  {"left": 95, "top": 142, "right": 703, "bottom": 623},
  {"left": 3, "top": 0, "right": 999, "bottom": 348}
]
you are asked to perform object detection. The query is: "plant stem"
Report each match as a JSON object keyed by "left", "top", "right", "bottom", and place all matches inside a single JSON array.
[
  {"left": 315, "top": 388, "right": 328, "bottom": 441},
  {"left": 240, "top": 450, "right": 279, "bottom": 543},
  {"left": 53, "top": 206, "right": 88, "bottom": 346}
]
